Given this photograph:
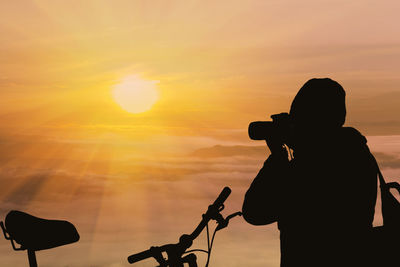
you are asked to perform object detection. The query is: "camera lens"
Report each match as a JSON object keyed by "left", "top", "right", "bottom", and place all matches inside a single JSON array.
[{"left": 248, "top": 121, "right": 274, "bottom": 140}]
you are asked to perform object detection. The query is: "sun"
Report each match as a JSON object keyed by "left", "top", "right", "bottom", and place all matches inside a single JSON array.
[{"left": 112, "top": 75, "right": 159, "bottom": 114}]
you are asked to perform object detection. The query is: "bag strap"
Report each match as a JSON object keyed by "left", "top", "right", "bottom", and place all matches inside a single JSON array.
[
  {"left": 369, "top": 151, "right": 387, "bottom": 189},
  {"left": 369, "top": 151, "right": 400, "bottom": 201}
]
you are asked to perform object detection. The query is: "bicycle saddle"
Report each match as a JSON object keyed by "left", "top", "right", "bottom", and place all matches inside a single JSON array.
[{"left": 4, "top": 210, "right": 80, "bottom": 251}]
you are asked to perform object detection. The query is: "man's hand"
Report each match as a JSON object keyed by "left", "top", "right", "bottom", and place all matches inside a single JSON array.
[{"left": 266, "top": 135, "right": 288, "bottom": 159}]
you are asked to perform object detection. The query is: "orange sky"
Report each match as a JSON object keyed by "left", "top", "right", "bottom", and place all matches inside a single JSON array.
[{"left": 0, "top": 1, "right": 400, "bottom": 266}]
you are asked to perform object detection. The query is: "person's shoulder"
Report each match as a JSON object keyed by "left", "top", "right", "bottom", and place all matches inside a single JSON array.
[
  {"left": 338, "top": 127, "right": 367, "bottom": 145},
  {"left": 339, "top": 127, "right": 367, "bottom": 143}
]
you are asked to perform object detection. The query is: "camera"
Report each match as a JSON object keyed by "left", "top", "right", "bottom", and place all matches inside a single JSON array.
[{"left": 248, "top": 112, "right": 291, "bottom": 141}]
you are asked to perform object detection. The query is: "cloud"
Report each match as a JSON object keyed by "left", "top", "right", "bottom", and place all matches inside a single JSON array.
[
  {"left": 347, "top": 91, "right": 400, "bottom": 136},
  {"left": 191, "top": 144, "right": 400, "bottom": 171},
  {"left": 373, "top": 151, "right": 400, "bottom": 169},
  {"left": 190, "top": 145, "right": 267, "bottom": 158}
]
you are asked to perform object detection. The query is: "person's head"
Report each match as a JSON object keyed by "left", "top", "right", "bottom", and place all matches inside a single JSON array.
[{"left": 288, "top": 78, "right": 346, "bottom": 146}]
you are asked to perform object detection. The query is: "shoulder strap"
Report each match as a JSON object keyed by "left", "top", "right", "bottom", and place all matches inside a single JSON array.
[
  {"left": 369, "top": 151, "right": 400, "bottom": 228},
  {"left": 369, "top": 151, "right": 386, "bottom": 189}
]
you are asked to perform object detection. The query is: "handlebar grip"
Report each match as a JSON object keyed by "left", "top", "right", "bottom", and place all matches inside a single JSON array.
[
  {"left": 212, "top": 187, "right": 231, "bottom": 209},
  {"left": 127, "top": 249, "right": 152, "bottom": 264}
]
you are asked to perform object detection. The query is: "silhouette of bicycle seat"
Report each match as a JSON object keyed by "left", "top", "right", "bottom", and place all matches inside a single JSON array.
[{"left": 1, "top": 210, "right": 80, "bottom": 267}]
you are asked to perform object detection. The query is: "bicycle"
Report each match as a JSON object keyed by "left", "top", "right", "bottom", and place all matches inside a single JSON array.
[{"left": 127, "top": 186, "right": 242, "bottom": 267}]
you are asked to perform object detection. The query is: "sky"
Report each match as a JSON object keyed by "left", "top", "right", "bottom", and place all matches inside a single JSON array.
[{"left": 0, "top": 1, "right": 400, "bottom": 266}]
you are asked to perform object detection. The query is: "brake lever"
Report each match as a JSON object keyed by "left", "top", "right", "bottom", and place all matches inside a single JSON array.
[
  {"left": 215, "top": 211, "right": 242, "bottom": 231},
  {"left": 149, "top": 246, "right": 167, "bottom": 266}
]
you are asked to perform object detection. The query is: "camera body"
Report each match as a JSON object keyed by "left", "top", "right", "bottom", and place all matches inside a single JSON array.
[{"left": 248, "top": 112, "right": 291, "bottom": 142}]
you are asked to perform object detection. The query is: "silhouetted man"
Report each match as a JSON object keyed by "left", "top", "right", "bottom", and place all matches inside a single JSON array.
[{"left": 242, "top": 78, "right": 377, "bottom": 267}]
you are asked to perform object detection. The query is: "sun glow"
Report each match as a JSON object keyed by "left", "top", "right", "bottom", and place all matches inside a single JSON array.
[{"left": 112, "top": 75, "right": 159, "bottom": 114}]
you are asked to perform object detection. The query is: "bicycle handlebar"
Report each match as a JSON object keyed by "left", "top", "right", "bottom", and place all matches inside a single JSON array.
[
  {"left": 127, "top": 187, "right": 232, "bottom": 265},
  {"left": 189, "top": 187, "right": 231, "bottom": 240},
  {"left": 128, "top": 249, "right": 152, "bottom": 264},
  {"left": 211, "top": 187, "right": 231, "bottom": 208}
]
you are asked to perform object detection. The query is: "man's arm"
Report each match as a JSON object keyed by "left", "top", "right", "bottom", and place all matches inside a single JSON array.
[{"left": 242, "top": 152, "right": 289, "bottom": 225}]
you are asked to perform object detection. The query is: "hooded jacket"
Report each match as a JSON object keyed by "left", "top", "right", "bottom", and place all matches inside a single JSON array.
[{"left": 242, "top": 127, "right": 377, "bottom": 267}]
